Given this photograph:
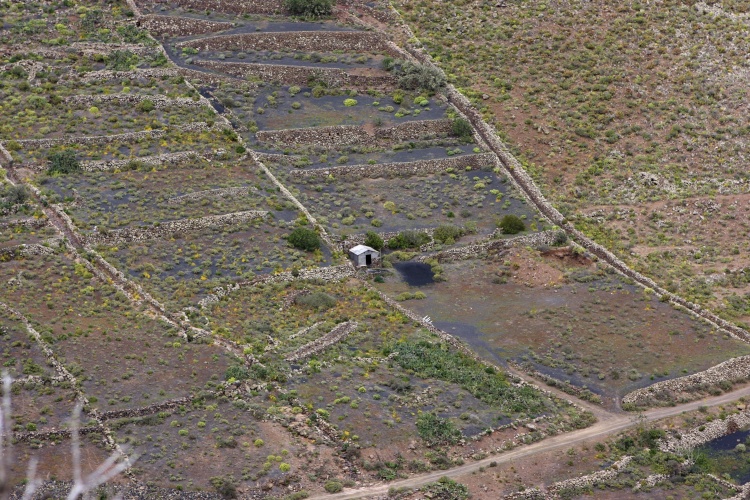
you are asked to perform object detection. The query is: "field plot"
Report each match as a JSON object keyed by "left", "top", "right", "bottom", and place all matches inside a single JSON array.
[
  {"left": 9, "top": 126, "right": 241, "bottom": 166},
  {"left": 1, "top": 181, "right": 58, "bottom": 250},
  {"left": 293, "top": 169, "right": 541, "bottom": 238},
  {"left": 97, "top": 216, "right": 321, "bottom": 309},
  {"left": 204, "top": 279, "right": 592, "bottom": 461},
  {"left": 0, "top": 252, "right": 235, "bottom": 412},
  {"left": 696, "top": 426, "right": 750, "bottom": 485},
  {"left": 375, "top": 251, "right": 750, "bottom": 407},
  {"left": 40, "top": 160, "right": 273, "bottom": 231},
  {"left": 110, "top": 396, "right": 311, "bottom": 495}
]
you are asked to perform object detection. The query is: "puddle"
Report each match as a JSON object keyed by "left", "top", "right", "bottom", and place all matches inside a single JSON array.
[
  {"left": 697, "top": 428, "right": 750, "bottom": 484},
  {"left": 393, "top": 261, "right": 433, "bottom": 286}
]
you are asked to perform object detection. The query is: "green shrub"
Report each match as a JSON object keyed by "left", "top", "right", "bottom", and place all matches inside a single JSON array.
[
  {"left": 324, "top": 481, "right": 343, "bottom": 493},
  {"left": 284, "top": 0, "right": 333, "bottom": 18},
  {"left": 433, "top": 225, "right": 463, "bottom": 244},
  {"left": 343, "top": 98, "right": 357, "bottom": 107},
  {"left": 209, "top": 476, "right": 238, "bottom": 499},
  {"left": 47, "top": 150, "right": 81, "bottom": 175},
  {"left": 136, "top": 99, "right": 155, "bottom": 112},
  {"left": 388, "top": 230, "right": 430, "bottom": 249},
  {"left": 364, "top": 231, "right": 384, "bottom": 250},
  {"left": 1, "top": 184, "right": 29, "bottom": 207},
  {"left": 451, "top": 118, "right": 473, "bottom": 139},
  {"left": 421, "top": 477, "right": 469, "bottom": 500},
  {"left": 296, "top": 291, "right": 337, "bottom": 311},
  {"left": 498, "top": 214, "right": 525, "bottom": 234},
  {"left": 225, "top": 365, "right": 249, "bottom": 381},
  {"left": 287, "top": 227, "right": 321, "bottom": 251},
  {"left": 416, "top": 412, "right": 461, "bottom": 446},
  {"left": 395, "top": 62, "right": 446, "bottom": 91}
]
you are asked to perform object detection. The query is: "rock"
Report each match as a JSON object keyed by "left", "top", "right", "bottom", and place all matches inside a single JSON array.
[{"left": 482, "top": 93, "right": 490, "bottom": 100}]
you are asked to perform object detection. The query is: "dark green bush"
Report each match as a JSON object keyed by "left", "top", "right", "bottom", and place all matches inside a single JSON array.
[
  {"left": 47, "top": 150, "right": 81, "bottom": 175},
  {"left": 210, "top": 476, "right": 238, "bottom": 499},
  {"left": 296, "top": 291, "right": 337, "bottom": 311},
  {"left": 451, "top": 118, "right": 473, "bottom": 139},
  {"left": 136, "top": 99, "right": 155, "bottom": 112},
  {"left": 421, "top": 477, "right": 470, "bottom": 500},
  {"left": 388, "top": 230, "right": 430, "bottom": 249},
  {"left": 364, "top": 231, "right": 384, "bottom": 250},
  {"left": 433, "top": 225, "right": 463, "bottom": 244},
  {"left": 224, "top": 365, "right": 249, "bottom": 381},
  {"left": 498, "top": 214, "right": 525, "bottom": 234},
  {"left": 416, "top": 412, "right": 461, "bottom": 446},
  {"left": 285, "top": 0, "right": 333, "bottom": 18},
  {"left": 287, "top": 227, "right": 321, "bottom": 251},
  {"left": 1, "top": 184, "right": 29, "bottom": 207}
]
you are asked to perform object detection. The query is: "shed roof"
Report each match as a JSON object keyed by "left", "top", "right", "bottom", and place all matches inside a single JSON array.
[{"left": 349, "top": 244, "right": 377, "bottom": 255}]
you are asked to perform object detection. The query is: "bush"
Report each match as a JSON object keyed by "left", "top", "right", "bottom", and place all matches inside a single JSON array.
[
  {"left": 224, "top": 365, "right": 249, "bottom": 381},
  {"left": 287, "top": 227, "right": 321, "bottom": 251},
  {"left": 364, "top": 231, "right": 384, "bottom": 250},
  {"left": 433, "top": 225, "right": 463, "bottom": 244},
  {"left": 343, "top": 98, "right": 357, "bottom": 107},
  {"left": 284, "top": 0, "right": 333, "bottom": 18},
  {"left": 210, "top": 476, "right": 238, "bottom": 499},
  {"left": 136, "top": 99, "right": 155, "bottom": 112},
  {"left": 388, "top": 230, "right": 430, "bottom": 249},
  {"left": 416, "top": 412, "right": 461, "bottom": 446},
  {"left": 395, "top": 62, "right": 446, "bottom": 91},
  {"left": 324, "top": 481, "right": 343, "bottom": 493},
  {"left": 296, "top": 291, "right": 337, "bottom": 311},
  {"left": 1, "top": 184, "right": 29, "bottom": 207},
  {"left": 47, "top": 150, "right": 81, "bottom": 175},
  {"left": 498, "top": 214, "right": 525, "bottom": 234},
  {"left": 451, "top": 118, "right": 473, "bottom": 139},
  {"left": 421, "top": 477, "right": 469, "bottom": 500}
]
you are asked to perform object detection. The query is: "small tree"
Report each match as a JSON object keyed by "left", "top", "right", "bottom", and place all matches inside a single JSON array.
[
  {"left": 284, "top": 0, "right": 333, "bottom": 18},
  {"left": 451, "top": 118, "right": 473, "bottom": 139},
  {"left": 364, "top": 231, "right": 384, "bottom": 251},
  {"left": 433, "top": 225, "right": 463, "bottom": 244},
  {"left": 47, "top": 150, "right": 81, "bottom": 175},
  {"left": 287, "top": 227, "right": 321, "bottom": 251},
  {"left": 498, "top": 214, "right": 525, "bottom": 235},
  {"left": 395, "top": 61, "right": 446, "bottom": 92}
]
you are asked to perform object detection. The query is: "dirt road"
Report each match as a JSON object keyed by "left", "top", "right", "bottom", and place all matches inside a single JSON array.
[{"left": 310, "top": 384, "right": 750, "bottom": 499}]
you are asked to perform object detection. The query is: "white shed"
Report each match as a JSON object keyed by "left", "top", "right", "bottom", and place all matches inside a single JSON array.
[{"left": 348, "top": 244, "right": 379, "bottom": 267}]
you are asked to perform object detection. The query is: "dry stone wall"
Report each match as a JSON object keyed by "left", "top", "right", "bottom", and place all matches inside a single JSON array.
[
  {"left": 288, "top": 152, "right": 497, "bottom": 181},
  {"left": 416, "top": 230, "right": 560, "bottom": 263},
  {"left": 66, "top": 93, "right": 206, "bottom": 109},
  {"left": 285, "top": 321, "right": 358, "bottom": 362},
  {"left": 192, "top": 60, "right": 397, "bottom": 89},
  {"left": 177, "top": 31, "right": 401, "bottom": 58},
  {"left": 166, "top": 186, "right": 255, "bottom": 205},
  {"left": 255, "top": 119, "right": 453, "bottom": 148},
  {"left": 660, "top": 409, "right": 750, "bottom": 454},
  {"left": 80, "top": 151, "right": 204, "bottom": 172},
  {"left": 84, "top": 210, "right": 267, "bottom": 246},
  {"left": 73, "top": 67, "right": 177, "bottom": 83},
  {"left": 138, "top": 14, "right": 234, "bottom": 37},
  {"left": 0, "top": 217, "right": 47, "bottom": 230},
  {"left": 623, "top": 355, "right": 750, "bottom": 408},
  {"left": 0, "top": 243, "right": 54, "bottom": 261}
]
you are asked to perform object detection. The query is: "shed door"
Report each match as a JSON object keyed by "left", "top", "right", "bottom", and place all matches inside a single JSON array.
[{"left": 365, "top": 254, "right": 372, "bottom": 266}]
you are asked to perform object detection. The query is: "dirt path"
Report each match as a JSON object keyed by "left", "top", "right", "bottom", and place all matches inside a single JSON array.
[{"left": 310, "top": 385, "right": 750, "bottom": 499}]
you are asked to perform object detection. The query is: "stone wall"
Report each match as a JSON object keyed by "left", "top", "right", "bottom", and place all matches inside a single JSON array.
[
  {"left": 0, "top": 243, "right": 54, "bottom": 261},
  {"left": 255, "top": 119, "right": 453, "bottom": 148},
  {"left": 166, "top": 186, "right": 255, "bottom": 205},
  {"left": 0, "top": 217, "right": 47, "bottom": 230},
  {"left": 192, "top": 59, "right": 397, "bottom": 89},
  {"left": 623, "top": 355, "right": 750, "bottom": 408},
  {"left": 84, "top": 210, "right": 268, "bottom": 246},
  {"left": 74, "top": 67, "right": 177, "bottom": 83},
  {"left": 177, "top": 31, "right": 401, "bottom": 58},
  {"left": 138, "top": 14, "right": 234, "bottom": 37},
  {"left": 80, "top": 151, "right": 203, "bottom": 172},
  {"left": 66, "top": 93, "right": 206, "bottom": 110},
  {"left": 416, "top": 230, "right": 560, "bottom": 263},
  {"left": 288, "top": 152, "right": 497, "bottom": 181},
  {"left": 16, "top": 122, "right": 222, "bottom": 150},
  {"left": 285, "top": 321, "right": 358, "bottom": 362},
  {"left": 198, "top": 265, "right": 354, "bottom": 307},
  {"left": 660, "top": 409, "right": 750, "bottom": 455}
]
